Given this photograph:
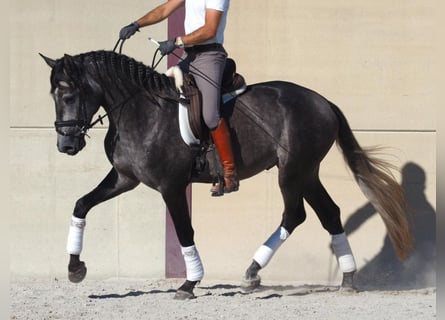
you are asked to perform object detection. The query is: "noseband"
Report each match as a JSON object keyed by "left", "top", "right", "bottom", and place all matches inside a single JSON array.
[{"left": 54, "top": 119, "right": 89, "bottom": 137}]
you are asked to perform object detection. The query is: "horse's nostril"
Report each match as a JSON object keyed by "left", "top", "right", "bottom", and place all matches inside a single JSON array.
[
  {"left": 63, "top": 146, "right": 74, "bottom": 153},
  {"left": 57, "top": 135, "right": 85, "bottom": 155},
  {"left": 58, "top": 144, "right": 76, "bottom": 155}
]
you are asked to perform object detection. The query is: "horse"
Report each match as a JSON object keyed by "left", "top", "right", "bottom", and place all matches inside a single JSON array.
[{"left": 40, "top": 50, "right": 413, "bottom": 299}]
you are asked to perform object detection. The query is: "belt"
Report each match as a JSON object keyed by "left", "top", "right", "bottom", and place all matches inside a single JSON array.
[{"left": 184, "top": 43, "right": 223, "bottom": 53}]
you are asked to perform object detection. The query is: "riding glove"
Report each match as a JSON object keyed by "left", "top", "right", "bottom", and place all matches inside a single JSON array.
[
  {"left": 119, "top": 22, "right": 140, "bottom": 39},
  {"left": 158, "top": 39, "right": 178, "bottom": 55}
]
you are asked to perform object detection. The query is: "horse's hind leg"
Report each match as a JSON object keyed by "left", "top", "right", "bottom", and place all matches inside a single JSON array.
[
  {"left": 304, "top": 172, "right": 357, "bottom": 291},
  {"left": 242, "top": 170, "right": 307, "bottom": 291}
]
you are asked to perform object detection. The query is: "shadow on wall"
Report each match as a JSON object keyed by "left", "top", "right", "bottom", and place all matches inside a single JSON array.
[{"left": 343, "top": 162, "right": 436, "bottom": 290}]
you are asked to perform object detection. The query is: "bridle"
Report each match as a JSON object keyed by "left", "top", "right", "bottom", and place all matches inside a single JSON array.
[
  {"left": 54, "top": 87, "right": 139, "bottom": 138},
  {"left": 54, "top": 39, "right": 137, "bottom": 138},
  {"left": 54, "top": 119, "right": 89, "bottom": 137},
  {"left": 54, "top": 84, "right": 90, "bottom": 137}
]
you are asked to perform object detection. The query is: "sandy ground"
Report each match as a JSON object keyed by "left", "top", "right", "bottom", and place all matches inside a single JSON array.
[{"left": 10, "top": 278, "right": 436, "bottom": 320}]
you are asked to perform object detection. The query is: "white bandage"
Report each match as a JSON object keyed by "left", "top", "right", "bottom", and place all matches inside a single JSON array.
[
  {"left": 181, "top": 245, "right": 204, "bottom": 282},
  {"left": 253, "top": 227, "right": 290, "bottom": 268},
  {"left": 331, "top": 233, "right": 357, "bottom": 273},
  {"left": 66, "top": 216, "right": 86, "bottom": 255}
]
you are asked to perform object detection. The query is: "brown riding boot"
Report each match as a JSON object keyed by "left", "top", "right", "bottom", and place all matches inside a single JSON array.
[{"left": 210, "top": 118, "right": 239, "bottom": 195}]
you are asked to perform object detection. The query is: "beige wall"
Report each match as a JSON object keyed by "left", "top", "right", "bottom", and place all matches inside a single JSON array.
[
  {"left": 10, "top": 0, "right": 436, "bottom": 284},
  {"left": 10, "top": 0, "right": 169, "bottom": 280}
]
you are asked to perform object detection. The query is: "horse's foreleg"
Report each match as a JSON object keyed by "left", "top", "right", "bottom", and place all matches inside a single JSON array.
[
  {"left": 67, "top": 168, "right": 139, "bottom": 283},
  {"left": 162, "top": 190, "right": 202, "bottom": 300}
]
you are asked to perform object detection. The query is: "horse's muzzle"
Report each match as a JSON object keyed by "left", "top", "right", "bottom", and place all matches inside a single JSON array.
[{"left": 57, "top": 134, "right": 86, "bottom": 155}]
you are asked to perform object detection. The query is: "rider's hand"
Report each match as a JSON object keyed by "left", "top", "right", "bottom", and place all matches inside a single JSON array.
[
  {"left": 158, "top": 39, "right": 178, "bottom": 55},
  {"left": 119, "top": 22, "right": 140, "bottom": 40}
]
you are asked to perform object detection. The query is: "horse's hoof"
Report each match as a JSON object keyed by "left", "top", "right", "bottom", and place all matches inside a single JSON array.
[
  {"left": 339, "top": 285, "right": 358, "bottom": 294},
  {"left": 174, "top": 290, "right": 196, "bottom": 300},
  {"left": 68, "top": 261, "right": 87, "bottom": 283},
  {"left": 339, "top": 271, "right": 357, "bottom": 294},
  {"left": 240, "top": 275, "right": 261, "bottom": 292}
]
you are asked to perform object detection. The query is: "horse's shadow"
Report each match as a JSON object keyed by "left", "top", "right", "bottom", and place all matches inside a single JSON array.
[
  {"left": 88, "top": 283, "right": 338, "bottom": 300},
  {"left": 250, "top": 284, "right": 339, "bottom": 299},
  {"left": 88, "top": 284, "right": 339, "bottom": 300},
  {"left": 198, "top": 283, "right": 339, "bottom": 299},
  {"left": 88, "top": 289, "right": 176, "bottom": 300},
  {"left": 344, "top": 162, "right": 436, "bottom": 291}
]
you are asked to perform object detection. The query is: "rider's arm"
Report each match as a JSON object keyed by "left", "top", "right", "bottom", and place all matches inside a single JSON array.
[
  {"left": 136, "top": 0, "right": 184, "bottom": 27},
  {"left": 177, "top": 8, "right": 223, "bottom": 46}
]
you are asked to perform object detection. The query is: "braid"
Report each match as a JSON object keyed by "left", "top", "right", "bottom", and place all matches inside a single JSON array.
[{"left": 78, "top": 50, "right": 179, "bottom": 101}]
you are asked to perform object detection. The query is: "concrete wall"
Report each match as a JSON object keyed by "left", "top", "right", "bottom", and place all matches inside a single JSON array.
[
  {"left": 10, "top": 0, "right": 169, "bottom": 280},
  {"left": 10, "top": 0, "right": 437, "bottom": 286}
]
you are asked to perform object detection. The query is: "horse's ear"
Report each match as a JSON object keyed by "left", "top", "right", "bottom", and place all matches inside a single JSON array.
[
  {"left": 39, "top": 53, "right": 56, "bottom": 68},
  {"left": 64, "top": 53, "right": 74, "bottom": 61},
  {"left": 63, "top": 54, "right": 80, "bottom": 78}
]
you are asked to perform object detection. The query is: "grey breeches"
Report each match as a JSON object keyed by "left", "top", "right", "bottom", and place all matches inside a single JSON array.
[{"left": 178, "top": 47, "right": 227, "bottom": 130}]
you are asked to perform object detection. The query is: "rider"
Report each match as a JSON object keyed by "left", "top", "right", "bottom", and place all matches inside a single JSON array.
[{"left": 119, "top": 0, "right": 239, "bottom": 195}]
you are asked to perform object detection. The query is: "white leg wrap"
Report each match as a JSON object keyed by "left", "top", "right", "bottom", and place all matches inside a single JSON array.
[
  {"left": 253, "top": 227, "right": 290, "bottom": 268},
  {"left": 181, "top": 245, "right": 204, "bottom": 282},
  {"left": 66, "top": 216, "right": 86, "bottom": 255},
  {"left": 331, "top": 232, "right": 357, "bottom": 273}
]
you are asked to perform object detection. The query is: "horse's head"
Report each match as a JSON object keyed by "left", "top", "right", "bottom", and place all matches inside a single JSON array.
[{"left": 40, "top": 53, "right": 103, "bottom": 155}]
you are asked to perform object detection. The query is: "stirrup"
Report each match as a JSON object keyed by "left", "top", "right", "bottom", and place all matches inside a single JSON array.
[
  {"left": 211, "top": 175, "right": 239, "bottom": 197},
  {"left": 211, "top": 175, "right": 225, "bottom": 197}
]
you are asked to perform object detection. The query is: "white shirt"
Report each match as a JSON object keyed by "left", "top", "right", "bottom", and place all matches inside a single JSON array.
[{"left": 184, "top": 0, "right": 230, "bottom": 45}]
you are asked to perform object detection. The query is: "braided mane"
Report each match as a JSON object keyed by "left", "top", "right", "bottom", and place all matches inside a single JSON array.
[{"left": 77, "top": 50, "right": 179, "bottom": 100}]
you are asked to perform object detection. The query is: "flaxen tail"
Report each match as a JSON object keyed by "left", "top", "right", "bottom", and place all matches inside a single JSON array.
[{"left": 329, "top": 102, "right": 413, "bottom": 261}]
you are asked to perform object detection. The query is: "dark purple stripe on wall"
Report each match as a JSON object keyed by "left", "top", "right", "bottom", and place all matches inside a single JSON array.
[
  {"left": 165, "top": 5, "right": 188, "bottom": 279},
  {"left": 167, "top": 6, "right": 185, "bottom": 67}
]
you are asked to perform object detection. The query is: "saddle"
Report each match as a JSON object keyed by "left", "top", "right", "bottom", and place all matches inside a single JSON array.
[
  {"left": 165, "top": 58, "right": 247, "bottom": 181},
  {"left": 165, "top": 58, "right": 247, "bottom": 145}
]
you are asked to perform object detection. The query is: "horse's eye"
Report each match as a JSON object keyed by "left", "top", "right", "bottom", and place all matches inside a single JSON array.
[{"left": 63, "top": 95, "right": 76, "bottom": 105}]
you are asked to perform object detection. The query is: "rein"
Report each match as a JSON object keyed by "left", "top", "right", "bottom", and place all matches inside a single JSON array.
[
  {"left": 86, "top": 92, "right": 139, "bottom": 132},
  {"left": 112, "top": 38, "right": 125, "bottom": 55}
]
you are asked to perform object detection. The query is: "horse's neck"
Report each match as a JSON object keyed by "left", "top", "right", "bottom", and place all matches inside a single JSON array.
[
  {"left": 83, "top": 51, "right": 178, "bottom": 129},
  {"left": 100, "top": 82, "right": 177, "bottom": 134},
  {"left": 90, "top": 51, "right": 178, "bottom": 103}
]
